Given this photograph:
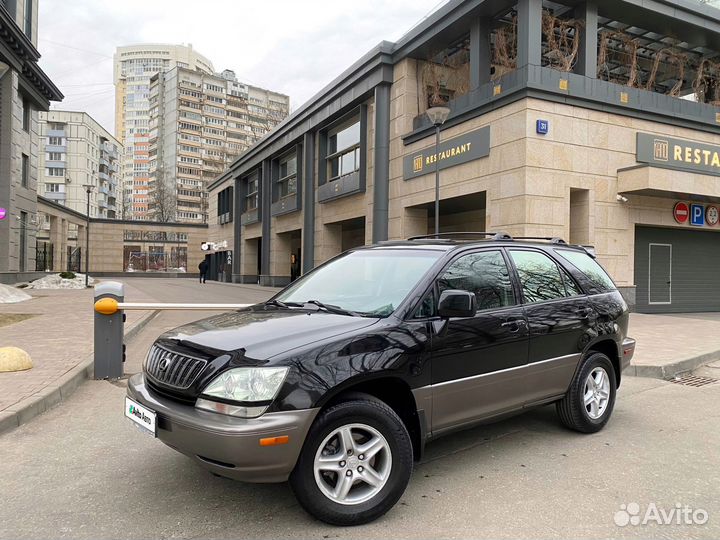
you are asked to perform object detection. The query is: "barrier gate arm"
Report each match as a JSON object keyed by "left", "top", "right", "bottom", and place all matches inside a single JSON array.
[{"left": 93, "top": 281, "right": 253, "bottom": 380}]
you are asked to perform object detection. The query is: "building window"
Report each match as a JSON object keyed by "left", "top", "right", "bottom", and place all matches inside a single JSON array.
[
  {"left": 327, "top": 118, "right": 360, "bottom": 181},
  {"left": 21, "top": 153, "right": 29, "bottom": 187},
  {"left": 47, "top": 167, "right": 64, "bottom": 177},
  {"left": 246, "top": 173, "right": 258, "bottom": 211},
  {"left": 277, "top": 153, "right": 297, "bottom": 198},
  {"left": 24, "top": 0, "right": 32, "bottom": 39},
  {"left": 48, "top": 152, "right": 63, "bottom": 161},
  {"left": 45, "top": 183, "right": 63, "bottom": 193},
  {"left": 20, "top": 95, "right": 31, "bottom": 132},
  {"left": 217, "top": 186, "right": 233, "bottom": 222},
  {"left": 48, "top": 136, "right": 63, "bottom": 146}
]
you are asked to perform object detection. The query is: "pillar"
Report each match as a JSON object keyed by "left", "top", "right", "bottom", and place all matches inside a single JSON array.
[
  {"left": 302, "top": 132, "right": 315, "bottom": 274},
  {"left": 470, "top": 17, "right": 492, "bottom": 89},
  {"left": 372, "top": 83, "right": 391, "bottom": 243},
  {"left": 260, "top": 159, "right": 271, "bottom": 286},
  {"left": 574, "top": 1, "right": 598, "bottom": 78},
  {"left": 517, "top": 0, "right": 543, "bottom": 69}
]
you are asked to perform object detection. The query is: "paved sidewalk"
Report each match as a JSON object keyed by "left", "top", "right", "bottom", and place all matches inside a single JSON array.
[
  {"left": 0, "top": 282, "right": 157, "bottom": 432},
  {"left": 628, "top": 312, "right": 720, "bottom": 378}
]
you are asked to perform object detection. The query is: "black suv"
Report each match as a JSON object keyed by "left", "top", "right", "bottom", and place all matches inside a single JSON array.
[{"left": 126, "top": 233, "right": 635, "bottom": 526}]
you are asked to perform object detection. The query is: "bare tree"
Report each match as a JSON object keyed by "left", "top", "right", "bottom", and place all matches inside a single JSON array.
[{"left": 149, "top": 166, "right": 176, "bottom": 223}]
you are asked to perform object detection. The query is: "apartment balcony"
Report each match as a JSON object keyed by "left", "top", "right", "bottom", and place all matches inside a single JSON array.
[
  {"left": 45, "top": 160, "right": 66, "bottom": 168},
  {"left": 99, "top": 171, "right": 110, "bottom": 182},
  {"left": 47, "top": 129, "right": 65, "bottom": 138},
  {"left": 99, "top": 199, "right": 108, "bottom": 209},
  {"left": 43, "top": 192, "right": 66, "bottom": 202},
  {"left": 100, "top": 157, "right": 109, "bottom": 168},
  {"left": 45, "top": 144, "right": 66, "bottom": 153}
]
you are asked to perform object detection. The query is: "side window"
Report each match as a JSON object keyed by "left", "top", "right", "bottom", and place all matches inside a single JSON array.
[
  {"left": 438, "top": 250, "right": 515, "bottom": 311},
  {"left": 561, "top": 267, "right": 584, "bottom": 296},
  {"left": 413, "top": 293, "right": 435, "bottom": 318},
  {"left": 509, "top": 250, "right": 574, "bottom": 303},
  {"left": 554, "top": 249, "right": 617, "bottom": 293}
]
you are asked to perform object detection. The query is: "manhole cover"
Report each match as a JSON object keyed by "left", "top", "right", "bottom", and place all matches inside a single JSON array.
[{"left": 669, "top": 374, "right": 718, "bottom": 387}]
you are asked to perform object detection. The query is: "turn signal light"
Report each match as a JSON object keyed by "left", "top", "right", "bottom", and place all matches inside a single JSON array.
[{"left": 259, "top": 435, "right": 289, "bottom": 446}]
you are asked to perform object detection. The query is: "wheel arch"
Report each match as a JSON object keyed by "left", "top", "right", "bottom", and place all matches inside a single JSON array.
[
  {"left": 319, "top": 375, "right": 425, "bottom": 461},
  {"left": 585, "top": 338, "right": 622, "bottom": 387}
]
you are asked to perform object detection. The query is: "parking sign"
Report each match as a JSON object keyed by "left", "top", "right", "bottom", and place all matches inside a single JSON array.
[{"left": 690, "top": 204, "right": 705, "bottom": 226}]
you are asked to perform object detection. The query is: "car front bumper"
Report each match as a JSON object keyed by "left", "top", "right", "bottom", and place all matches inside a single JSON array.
[{"left": 127, "top": 373, "right": 319, "bottom": 483}]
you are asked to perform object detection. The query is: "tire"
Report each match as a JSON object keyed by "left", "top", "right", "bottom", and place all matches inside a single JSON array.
[
  {"left": 289, "top": 395, "right": 413, "bottom": 526},
  {"left": 556, "top": 352, "right": 617, "bottom": 433}
]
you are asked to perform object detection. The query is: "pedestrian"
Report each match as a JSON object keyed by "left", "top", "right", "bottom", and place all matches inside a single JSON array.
[{"left": 198, "top": 259, "right": 208, "bottom": 284}]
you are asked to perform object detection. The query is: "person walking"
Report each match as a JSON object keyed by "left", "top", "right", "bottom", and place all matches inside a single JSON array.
[{"left": 198, "top": 259, "right": 208, "bottom": 284}]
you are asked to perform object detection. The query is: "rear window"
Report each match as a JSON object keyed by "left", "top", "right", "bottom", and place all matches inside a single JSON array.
[{"left": 554, "top": 249, "right": 616, "bottom": 293}]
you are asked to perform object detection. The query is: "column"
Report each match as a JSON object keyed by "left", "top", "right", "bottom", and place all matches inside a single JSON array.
[
  {"left": 232, "top": 177, "right": 243, "bottom": 282},
  {"left": 517, "top": 0, "right": 543, "bottom": 69},
  {"left": 372, "top": 83, "right": 391, "bottom": 243},
  {"left": 302, "top": 132, "right": 315, "bottom": 274},
  {"left": 470, "top": 17, "right": 492, "bottom": 90},
  {"left": 260, "top": 159, "right": 271, "bottom": 286},
  {"left": 574, "top": 1, "right": 598, "bottom": 78}
]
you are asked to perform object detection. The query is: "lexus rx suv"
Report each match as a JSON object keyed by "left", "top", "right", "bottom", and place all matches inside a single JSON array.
[{"left": 125, "top": 233, "right": 635, "bottom": 526}]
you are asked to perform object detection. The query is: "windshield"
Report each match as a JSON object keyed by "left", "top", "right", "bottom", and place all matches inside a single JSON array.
[{"left": 275, "top": 249, "right": 442, "bottom": 317}]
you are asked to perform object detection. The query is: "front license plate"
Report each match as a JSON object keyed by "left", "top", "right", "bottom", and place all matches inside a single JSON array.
[{"left": 125, "top": 397, "right": 157, "bottom": 437}]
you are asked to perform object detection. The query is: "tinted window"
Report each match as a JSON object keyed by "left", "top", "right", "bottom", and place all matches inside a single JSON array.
[
  {"left": 438, "top": 250, "right": 515, "bottom": 311},
  {"left": 555, "top": 249, "right": 616, "bottom": 292},
  {"left": 509, "top": 250, "right": 569, "bottom": 303},
  {"left": 562, "top": 267, "right": 584, "bottom": 296}
]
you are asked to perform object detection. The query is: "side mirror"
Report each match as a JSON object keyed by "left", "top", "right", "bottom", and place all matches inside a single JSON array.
[{"left": 438, "top": 289, "right": 477, "bottom": 318}]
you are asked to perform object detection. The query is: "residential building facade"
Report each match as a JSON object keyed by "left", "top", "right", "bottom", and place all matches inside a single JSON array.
[
  {"left": 113, "top": 44, "right": 214, "bottom": 220},
  {"left": 148, "top": 67, "right": 289, "bottom": 224},
  {"left": 0, "top": 0, "right": 62, "bottom": 274},
  {"left": 38, "top": 110, "right": 122, "bottom": 219},
  {"left": 206, "top": 0, "right": 720, "bottom": 314}
]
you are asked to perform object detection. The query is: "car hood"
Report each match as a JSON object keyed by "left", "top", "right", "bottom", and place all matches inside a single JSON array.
[{"left": 157, "top": 308, "right": 380, "bottom": 360}]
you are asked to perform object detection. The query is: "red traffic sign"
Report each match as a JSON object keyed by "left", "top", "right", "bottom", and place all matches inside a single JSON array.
[{"left": 673, "top": 202, "right": 689, "bottom": 224}]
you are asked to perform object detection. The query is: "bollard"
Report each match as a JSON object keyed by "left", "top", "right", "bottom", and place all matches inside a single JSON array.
[{"left": 94, "top": 281, "right": 125, "bottom": 380}]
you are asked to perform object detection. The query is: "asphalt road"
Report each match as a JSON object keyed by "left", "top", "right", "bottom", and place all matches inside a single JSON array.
[{"left": 1, "top": 279, "right": 719, "bottom": 539}]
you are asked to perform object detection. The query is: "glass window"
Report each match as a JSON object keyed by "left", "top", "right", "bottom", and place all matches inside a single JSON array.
[
  {"left": 555, "top": 249, "right": 617, "bottom": 292},
  {"left": 438, "top": 250, "right": 515, "bottom": 311},
  {"left": 22, "top": 97, "right": 30, "bottom": 132},
  {"left": 276, "top": 249, "right": 442, "bottom": 317},
  {"left": 21, "top": 154, "right": 29, "bottom": 187},
  {"left": 277, "top": 154, "right": 297, "bottom": 198},
  {"left": 327, "top": 119, "right": 360, "bottom": 181},
  {"left": 246, "top": 174, "right": 258, "bottom": 210},
  {"left": 510, "top": 250, "right": 571, "bottom": 304}
]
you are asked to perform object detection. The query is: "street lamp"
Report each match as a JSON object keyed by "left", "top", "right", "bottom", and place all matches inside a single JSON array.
[
  {"left": 82, "top": 184, "right": 94, "bottom": 287},
  {"left": 426, "top": 105, "right": 451, "bottom": 236}
]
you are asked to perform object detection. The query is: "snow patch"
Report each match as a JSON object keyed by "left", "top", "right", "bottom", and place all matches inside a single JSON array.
[
  {"left": 0, "top": 284, "right": 32, "bottom": 303},
  {"left": 26, "top": 273, "right": 96, "bottom": 290}
]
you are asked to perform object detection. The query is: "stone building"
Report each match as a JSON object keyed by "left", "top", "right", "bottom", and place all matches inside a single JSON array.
[
  {"left": 0, "top": 0, "right": 63, "bottom": 274},
  {"left": 207, "top": 0, "right": 720, "bottom": 313}
]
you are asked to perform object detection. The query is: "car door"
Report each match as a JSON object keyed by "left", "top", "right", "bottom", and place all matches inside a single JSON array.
[
  {"left": 506, "top": 249, "right": 594, "bottom": 404},
  {"left": 428, "top": 249, "right": 529, "bottom": 434}
]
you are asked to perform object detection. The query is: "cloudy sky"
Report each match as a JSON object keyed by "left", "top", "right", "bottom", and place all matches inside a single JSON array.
[{"left": 38, "top": 0, "right": 446, "bottom": 136}]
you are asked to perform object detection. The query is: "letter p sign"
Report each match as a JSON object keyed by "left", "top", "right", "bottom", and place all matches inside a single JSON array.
[{"left": 691, "top": 204, "right": 705, "bottom": 226}]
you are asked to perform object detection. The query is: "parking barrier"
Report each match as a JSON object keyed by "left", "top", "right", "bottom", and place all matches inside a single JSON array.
[{"left": 93, "top": 281, "right": 251, "bottom": 380}]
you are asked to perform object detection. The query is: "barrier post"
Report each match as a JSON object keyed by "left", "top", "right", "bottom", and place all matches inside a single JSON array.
[{"left": 94, "top": 281, "right": 125, "bottom": 379}]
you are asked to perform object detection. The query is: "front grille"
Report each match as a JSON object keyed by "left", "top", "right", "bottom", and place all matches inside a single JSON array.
[{"left": 145, "top": 344, "right": 208, "bottom": 389}]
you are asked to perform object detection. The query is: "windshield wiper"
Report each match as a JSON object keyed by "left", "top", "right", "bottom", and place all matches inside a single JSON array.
[
  {"left": 304, "top": 300, "right": 361, "bottom": 317},
  {"left": 264, "top": 299, "right": 303, "bottom": 309}
]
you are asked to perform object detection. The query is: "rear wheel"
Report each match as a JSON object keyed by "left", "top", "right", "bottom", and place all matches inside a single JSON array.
[
  {"left": 556, "top": 352, "right": 617, "bottom": 433},
  {"left": 289, "top": 396, "right": 413, "bottom": 525}
]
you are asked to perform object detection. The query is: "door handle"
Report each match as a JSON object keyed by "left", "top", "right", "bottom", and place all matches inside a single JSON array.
[{"left": 501, "top": 319, "right": 526, "bottom": 333}]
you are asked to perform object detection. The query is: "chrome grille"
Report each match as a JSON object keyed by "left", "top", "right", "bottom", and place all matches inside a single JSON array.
[{"left": 145, "top": 344, "right": 208, "bottom": 389}]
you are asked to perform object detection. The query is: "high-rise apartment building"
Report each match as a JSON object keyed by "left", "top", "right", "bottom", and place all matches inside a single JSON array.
[
  {"left": 38, "top": 110, "right": 122, "bottom": 219},
  {"left": 113, "top": 44, "right": 214, "bottom": 220},
  {"left": 147, "top": 67, "right": 289, "bottom": 223},
  {"left": 0, "top": 0, "right": 62, "bottom": 273}
]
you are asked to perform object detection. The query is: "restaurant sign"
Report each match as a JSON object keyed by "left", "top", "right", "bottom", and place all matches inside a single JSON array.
[
  {"left": 404, "top": 126, "right": 490, "bottom": 180},
  {"left": 637, "top": 132, "right": 720, "bottom": 177}
]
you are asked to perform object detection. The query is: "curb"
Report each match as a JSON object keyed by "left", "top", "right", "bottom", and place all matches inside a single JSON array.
[
  {"left": 0, "top": 309, "right": 160, "bottom": 435},
  {"left": 627, "top": 349, "right": 720, "bottom": 380}
]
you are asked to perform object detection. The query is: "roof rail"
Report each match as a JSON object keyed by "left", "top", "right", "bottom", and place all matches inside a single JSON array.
[
  {"left": 407, "top": 231, "right": 513, "bottom": 242},
  {"left": 513, "top": 236, "right": 567, "bottom": 245}
]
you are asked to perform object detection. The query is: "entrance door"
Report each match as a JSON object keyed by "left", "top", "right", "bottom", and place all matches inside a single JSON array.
[{"left": 648, "top": 243, "right": 672, "bottom": 305}]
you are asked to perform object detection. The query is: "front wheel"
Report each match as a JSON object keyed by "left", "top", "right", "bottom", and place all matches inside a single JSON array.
[
  {"left": 289, "top": 396, "right": 413, "bottom": 525},
  {"left": 556, "top": 352, "right": 617, "bottom": 433}
]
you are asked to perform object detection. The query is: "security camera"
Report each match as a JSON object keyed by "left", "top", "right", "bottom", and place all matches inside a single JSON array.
[{"left": 616, "top": 194, "right": 629, "bottom": 203}]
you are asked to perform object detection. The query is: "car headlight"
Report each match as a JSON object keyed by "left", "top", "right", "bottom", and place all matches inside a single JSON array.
[{"left": 195, "top": 367, "right": 289, "bottom": 418}]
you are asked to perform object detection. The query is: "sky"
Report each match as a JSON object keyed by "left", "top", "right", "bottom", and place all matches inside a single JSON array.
[{"left": 38, "top": 0, "right": 447, "bottom": 137}]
